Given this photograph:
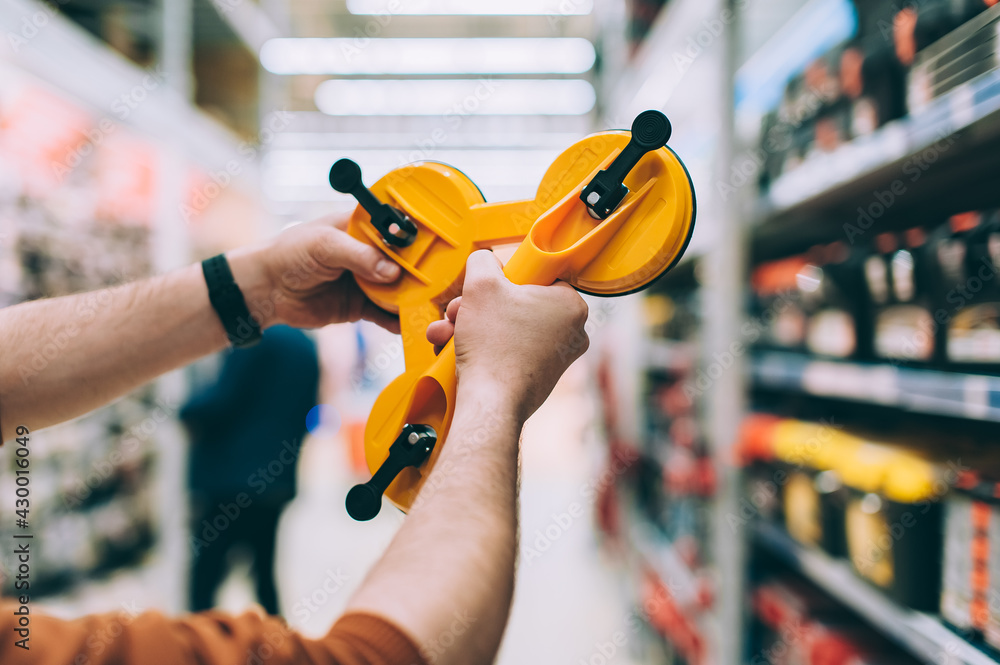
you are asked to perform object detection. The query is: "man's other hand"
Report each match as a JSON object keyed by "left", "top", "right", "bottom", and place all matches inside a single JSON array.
[
  {"left": 227, "top": 215, "right": 401, "bottom": 332},
  {"left": 426, "top": 250, "right": 589, "bottom": 421}
]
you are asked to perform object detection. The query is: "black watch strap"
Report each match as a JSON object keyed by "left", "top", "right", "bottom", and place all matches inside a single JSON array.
[{"left": 202, "top": 254, "right": 262, "bottom": 348}]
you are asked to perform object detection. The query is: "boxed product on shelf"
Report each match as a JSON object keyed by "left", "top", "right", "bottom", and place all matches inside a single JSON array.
[{"left": 940, "top": 472, "right": 1000, "bottom": 653}]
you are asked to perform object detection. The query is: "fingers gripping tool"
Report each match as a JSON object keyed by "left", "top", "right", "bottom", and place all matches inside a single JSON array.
[{"left": 328, "top": 110, "right": 696, "bottom": 521}]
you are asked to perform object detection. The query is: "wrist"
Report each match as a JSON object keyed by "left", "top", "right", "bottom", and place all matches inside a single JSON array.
[
  {"left": 455, "top": 369, "right": 529, "bottom": 428},
  {"left": 225, "top": 246, "right": 279, "bottom": 329}
]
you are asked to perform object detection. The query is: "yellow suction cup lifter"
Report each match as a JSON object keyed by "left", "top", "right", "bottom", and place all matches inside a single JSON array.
[{"left": 334, "top": 110, "right": 696, "bottom": 520}]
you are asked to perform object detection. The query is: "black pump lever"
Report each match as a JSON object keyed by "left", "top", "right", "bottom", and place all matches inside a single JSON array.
[
  {"left": 329, "top": 158, "right": 418, "bottom": 248},
  {"left": 346, "top": 424, "right": 437, "bottom": 521},
  {"left": 579, "top": 110, "right": 672, "bottom": 220}
]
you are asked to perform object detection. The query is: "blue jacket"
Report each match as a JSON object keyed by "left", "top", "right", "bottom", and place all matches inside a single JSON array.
[{"left": 182, "top": 325, "right": 320, "bottom": 501}]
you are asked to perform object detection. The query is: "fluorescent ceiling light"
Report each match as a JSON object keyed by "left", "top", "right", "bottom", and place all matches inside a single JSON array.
[
  {"left": 346, "top": 0, "right": 593, "bottom": 15},
  {"left": 263, "top": 148, "right": 559, "bottom": 202},
  {"left": 260, "top": 38, "right": 595, "bottom": 75},
  {"left": 314, "top": 79, "right": 595, "bottom": 116}
]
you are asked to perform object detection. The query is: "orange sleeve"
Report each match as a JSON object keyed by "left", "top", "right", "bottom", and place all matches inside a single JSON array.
[{"left": 0, "top": 603, "right": 426, "bottom": 665}]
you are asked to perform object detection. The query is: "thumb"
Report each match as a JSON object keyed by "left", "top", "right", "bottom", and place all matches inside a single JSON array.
[
  {"left": 315, "top": 227, "right": 400, "bottom": 283},
  {"left": 463, "top": 250, "right": 505, "bottom": 292}
]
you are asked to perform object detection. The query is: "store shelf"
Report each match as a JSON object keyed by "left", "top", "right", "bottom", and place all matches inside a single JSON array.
[
  {"left": 754, "top": 521, "right": 998, "bottom": 665},
  {"left": 752, "top": 65, "right": 1000, "bottom": 258},
  {"left": 751, "top": 351, "right": 1000, "bottom": 423}
]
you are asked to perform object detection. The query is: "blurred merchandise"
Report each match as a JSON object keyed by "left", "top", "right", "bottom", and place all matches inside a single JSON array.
[
  {"left": 751, "top": 577, "right": 923, "bottom": 665},
  {"left": 941, "top": 472, "right": 1000, "bottom": 652},
  {"left": 867, "top": 228, "right": 939, "bottom": 364},
  {"left": 736, "top": 414, "right": 972, "bottom": 613},
  {"left": 758, "top": 1, "right": 1000, "bottom": 196}
]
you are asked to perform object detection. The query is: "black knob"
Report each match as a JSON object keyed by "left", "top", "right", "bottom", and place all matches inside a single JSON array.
[
  {"left": 329, "top": 158, "right": 418, "bottom": 248},
  {"left": 346, "top": 424, "right": 437, "bottom": 521},
  {"left": 580, "top": 110, "right": 672, "bottom": 220}
]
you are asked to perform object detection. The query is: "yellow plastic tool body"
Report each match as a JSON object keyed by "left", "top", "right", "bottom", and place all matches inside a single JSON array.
[{"left": 346, "top": 130, "right": 695, "bottom": 512}]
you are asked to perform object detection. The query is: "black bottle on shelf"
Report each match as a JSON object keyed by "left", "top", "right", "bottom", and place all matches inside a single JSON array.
[
  {"left": 941, "top": 210, "right": 1000, "bottom": 370},
  {"left": 839, "top": 38, "right": 908, "bottom": 137},
  {"left": 803, "top": 242, "right": 871, "bottom": 360},
  {"left": 867, "top": 230, "right": 941, "bottom": 365}
]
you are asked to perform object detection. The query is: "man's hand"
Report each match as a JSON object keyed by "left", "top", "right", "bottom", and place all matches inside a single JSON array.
[
  {"left": 228, "top": 215, "right": 401, "bottom": 333},
  {"left": 426, "top": 250, "right": 590, "bottom": 421}
]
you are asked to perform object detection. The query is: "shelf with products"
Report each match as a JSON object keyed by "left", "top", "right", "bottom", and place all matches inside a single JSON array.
[
  {"left": 752, "top": 350, "right": 1000, "bottom": 423},
  {"left": 746, "top": 203, "right": 1000, "bottom": 421},
  {"left": 737, "top": 409, "right": 1000, "bottom": 664},
  {"left": 748, "top": 2, "right": 1000, "bottom": 259},
  {"left": 754, "top": 521, "right": 999, "bottom": 665}
]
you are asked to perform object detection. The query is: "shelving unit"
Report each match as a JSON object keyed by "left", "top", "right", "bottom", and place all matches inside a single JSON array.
[
  {"left": 755, "top": 522, "right": 998, "bottom": 665},
  {"left": 601, "top": 0, "right": 1000, "bottom": 663}
]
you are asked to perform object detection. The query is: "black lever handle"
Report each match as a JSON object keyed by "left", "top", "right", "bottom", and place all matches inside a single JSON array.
[
  {"left": 329, "top": 158, "right": 418, "bottom": 248},
  {"left": 580, "top": 110, "right": 672, "bottom": 220},
  {"left": 346, "top": 424, "right": 437, "bottom": 521}
]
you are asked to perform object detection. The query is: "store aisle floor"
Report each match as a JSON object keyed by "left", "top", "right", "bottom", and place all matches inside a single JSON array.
[{"left": 270, "top": 366, "right": 637, "bottom": 663}]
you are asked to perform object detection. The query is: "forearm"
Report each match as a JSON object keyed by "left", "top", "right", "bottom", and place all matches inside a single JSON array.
[
  {"left": 346, "top": 381, "right": 524, "bottom": 665},
  {"left": 0, "top": 251, "right": 271, "bottom": 442}
]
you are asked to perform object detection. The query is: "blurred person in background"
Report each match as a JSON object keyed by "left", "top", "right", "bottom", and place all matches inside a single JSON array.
[
  {"left": 0, "top": 216, "right": 590, "bottom": 665},
  {"left": 181, "top": 324, "right": 320, "bottom": 616}
]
